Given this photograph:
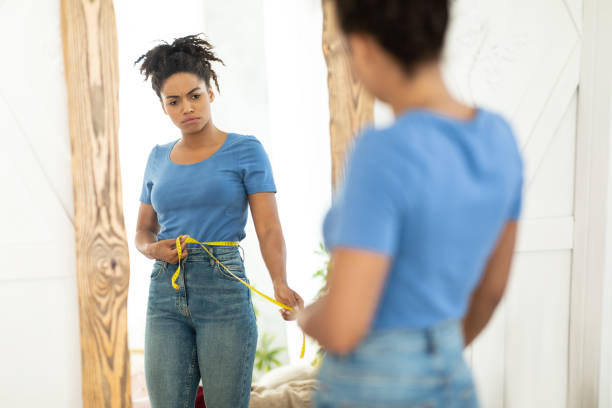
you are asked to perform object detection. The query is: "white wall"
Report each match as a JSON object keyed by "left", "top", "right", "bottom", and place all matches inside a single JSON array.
[
  {"left": 598, "top": 4, "right": 612, "bottom": 405},
  {"left": 0, "top": 0, "right": 82, "bottom": 406},
  {"left": 261, "top": 0, "right": 331, "bottom": 363},
  {"left": 115, "top": 0, "right": 331, "bottom": 367},
  {"left": 601, "top": 78, "right": 612, "bottom": 407}
]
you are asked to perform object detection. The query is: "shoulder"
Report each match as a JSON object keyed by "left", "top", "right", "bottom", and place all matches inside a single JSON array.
[
  {"left": 149, "top": 140, "right": 176, "bottom": 160},
  {"left": 351, "top": 123, "right": 420, "bottom": 170},
  {"left": 351, "top": 126, "right": 395, "bottom": 158},
  {"left": 145, "top": 143, "right": 162, "bottom": 165},
  {"left": 347, "top": 127, "right": 417, "bottom": 193},
  {"left": 228, "top": 133, "right": 265, "bottom": 150},
  {"left": 228, "top": 134, "right": 269, "bottom": 160},
  {"left": 479, "top": 109, "right": 515, "bottom": 140},
  {"left": 480, "top": 109, "right": 523, "bottom": 168}
]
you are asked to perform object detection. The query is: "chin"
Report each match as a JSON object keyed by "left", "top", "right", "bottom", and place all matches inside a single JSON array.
[{"left": 180, "top": 122, "right": 207, "bottom": 134}]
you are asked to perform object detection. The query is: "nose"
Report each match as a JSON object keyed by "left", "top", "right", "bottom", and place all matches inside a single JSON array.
[{"left": 183, "top": 100, "right": 194, "bottom": 114}]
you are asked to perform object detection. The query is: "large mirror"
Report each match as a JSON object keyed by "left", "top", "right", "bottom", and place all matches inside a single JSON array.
[{"left": 115, "top": 1, "right": 332, "bottom": 406}]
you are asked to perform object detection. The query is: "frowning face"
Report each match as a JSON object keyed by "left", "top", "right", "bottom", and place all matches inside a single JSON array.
[{"left": 160, "top": 72, "right": 215, "bottom": 135}]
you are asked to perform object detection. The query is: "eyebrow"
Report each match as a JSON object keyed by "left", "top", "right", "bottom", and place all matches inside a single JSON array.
[{"left": 166, "top": 87, "right": 201, "bottom": 99}]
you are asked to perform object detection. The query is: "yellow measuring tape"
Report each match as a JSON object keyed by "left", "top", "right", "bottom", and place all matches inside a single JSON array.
[{"left": 172, "top": 235, "right": 305, "bottom": 359}]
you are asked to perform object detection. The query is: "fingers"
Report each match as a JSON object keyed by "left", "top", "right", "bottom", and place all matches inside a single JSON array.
[
  {"left": 279, "top": 308, "right": 297, "bottom": 321},
  {"left": 275, "top": 286, "right": 304, "bottom": 311},
  {"left": 285, "top": 289, "right": 303, "bottom": 309},
  {"left": 276, "top": 289, "right": 303, "bottom": 321},
  {"left": 293, "top": 291, "right": 304, "bottom": 309},
  {"left": 175, "top": 235, "right": 189, "bottom": 262}
]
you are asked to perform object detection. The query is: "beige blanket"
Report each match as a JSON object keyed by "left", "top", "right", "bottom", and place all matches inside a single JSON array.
[{"left": 249, "top": 379, "right": 318, "bottom": 408}]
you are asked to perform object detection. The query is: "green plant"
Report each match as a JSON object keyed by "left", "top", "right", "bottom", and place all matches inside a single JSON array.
[
  {"left": 254, "top": 332, "right": 285, "bottom": 373},
  {"left": 313, "top": 242, "right": 331, "bottom": 298}
]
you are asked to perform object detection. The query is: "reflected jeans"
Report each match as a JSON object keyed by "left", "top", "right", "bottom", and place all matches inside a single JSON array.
[{"left": 145, "top": 246, "right": 257, "bottom": 408}]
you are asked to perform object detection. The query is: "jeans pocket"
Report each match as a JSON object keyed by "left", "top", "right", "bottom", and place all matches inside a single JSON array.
[
  {"left": 215, "top": 256, "right": 247, "bottom": 281},
  {"left": 150, "top": 260, "right": 167, "bottom": 281}
]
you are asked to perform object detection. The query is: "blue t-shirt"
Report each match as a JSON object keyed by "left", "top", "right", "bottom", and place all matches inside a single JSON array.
[
  {"left": 140, "top": 133, "right": 276, "bottom": 243},
  {"left": 323, "top": 108, "right": 523, "bottom": 330}
]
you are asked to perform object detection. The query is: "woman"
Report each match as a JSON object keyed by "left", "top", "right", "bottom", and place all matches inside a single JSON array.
[
  {"left": 298, "top": 1, "right": 522, "bottom": 407},
  {"left": 134, "top": 34, "right": 303, "bottom": 408}
]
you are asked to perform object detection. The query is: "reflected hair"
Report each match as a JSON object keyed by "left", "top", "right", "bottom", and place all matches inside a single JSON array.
[
  {"left": 135, "top": 34, "right": 224, "bottom": 98},
  {"left": 333, "top": 0, "right": 449, "bottom": 74}
]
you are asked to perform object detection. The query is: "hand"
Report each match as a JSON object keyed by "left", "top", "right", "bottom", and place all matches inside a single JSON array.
[
  {"left": 274, "top": 283, "right": 304, "bottom": 321},
  {"left": 148, "top": 235, "right": 190, "bottom": 264}
]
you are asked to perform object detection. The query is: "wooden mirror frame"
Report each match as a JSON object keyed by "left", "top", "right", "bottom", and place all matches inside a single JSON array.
[{"left": 61, "top": 0, "right": 131, "bottom": 406}]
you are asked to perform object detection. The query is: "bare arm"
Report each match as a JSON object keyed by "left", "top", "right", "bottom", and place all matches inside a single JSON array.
[
  {"left": 298, "top": 248, "right": 390, "bottom": 354},
  {"left": 463, "top": 221, "right": 518, "bottom": 346},
  {"left": 135, "top": 202, "right": 188, "bottom": 263},
  {"left": 249, "top": 193, "right": 303, "bottom": 319},
  {"left": 135, "top": 203, "right": 160, "bottom": 259}
]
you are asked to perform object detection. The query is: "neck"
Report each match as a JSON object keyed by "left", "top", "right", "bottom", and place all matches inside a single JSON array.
[
  {"left": 180, "top": 120, "right": 223, "bottom": 148},
  {"left": 382, "top": 62, "right": 473, "bottom": 119}
]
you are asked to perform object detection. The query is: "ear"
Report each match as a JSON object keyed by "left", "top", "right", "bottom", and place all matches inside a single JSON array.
[
  {"left": 346, "top": 33, "right": 372, "bottom": 65},
  {"left": 208, "top": 86, "right": 215, "bottom": 103}
]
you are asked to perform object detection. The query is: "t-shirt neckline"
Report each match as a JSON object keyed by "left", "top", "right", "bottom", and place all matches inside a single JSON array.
[
  {"left": 398, "top": 107, "right": 484, "bottom": 126},
  {"left": 167, "top": 133, "right": 234, "bottom": 166}
]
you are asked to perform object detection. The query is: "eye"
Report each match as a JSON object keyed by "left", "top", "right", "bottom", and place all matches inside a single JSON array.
[
  {"left": 192, "top": 94, "right": 201, "bottom": 99},
  {"left": 168, "top": 100, "right": 177, "bottom": 106}
]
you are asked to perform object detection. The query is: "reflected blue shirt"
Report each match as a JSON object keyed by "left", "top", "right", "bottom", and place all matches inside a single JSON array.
[
  {"left": 323, "top": 109, "right": 523, "bottom": 329},
  {"left": 140, "top": 133, "right": 276, "bottom": 243}
]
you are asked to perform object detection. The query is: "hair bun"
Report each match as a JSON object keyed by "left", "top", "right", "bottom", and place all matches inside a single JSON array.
[{"left": 135, "top": 34, "right": 225, "bottom": 97}]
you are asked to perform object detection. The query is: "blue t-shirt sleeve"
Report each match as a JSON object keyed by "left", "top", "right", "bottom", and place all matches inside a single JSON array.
[
  {"left": 327, "top": 134, "right": 403, "bottom": 255},
  {"left": 509, "top": 171, "right": 523, "bottom": 220},
  {"left": 505, "top": 122, "right": 523, "bottom": 221},
  {"left": 139, "top": 145, "right": 158, "bottom": 205},
  {"left": 239, "top": 136, "right": 277, "bottom": 195}
]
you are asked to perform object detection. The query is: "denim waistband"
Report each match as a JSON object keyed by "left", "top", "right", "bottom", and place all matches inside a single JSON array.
[
  {"left": 180, "top": 245, "right": 241, "bottom": 260},
  {"left": 364, "top": 320, "right": 463, "bottom": 355},
  {"left": 184, "top": 245, "right": 239, "bottom": 253}
]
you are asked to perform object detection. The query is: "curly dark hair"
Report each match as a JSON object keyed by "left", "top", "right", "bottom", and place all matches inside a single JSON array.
[
  {"left": 333, "top": 0, "right": 449, "bottom": 73},
  {"left": 135, "top": 34, "right": 225, "bottom": 98}
]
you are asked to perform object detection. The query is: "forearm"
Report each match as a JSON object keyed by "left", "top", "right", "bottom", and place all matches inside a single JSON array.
[
  {"left": 463, "top": 222, "right": 517, "bottom": 346},
  {"left": 135, "top": 230, "right": 158, "bottom": 259},
  {"left": 298, "top": 296, "right": 335, "bottom": 348},
  {"left": 462, "top": 292, "right": 501, "bottom": 346},
  {"left": 258, "top": 226, "right": 287, "bottom": 286}
]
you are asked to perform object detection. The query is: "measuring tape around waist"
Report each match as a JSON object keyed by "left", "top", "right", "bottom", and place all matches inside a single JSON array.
[{"left": 173, "top": 235, "right": 305, "bottom": 359}]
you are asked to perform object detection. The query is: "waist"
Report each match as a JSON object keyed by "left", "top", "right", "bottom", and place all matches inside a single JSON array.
[
  {"left": 352, "top": 320, "right": 464, "bottom": 357},
  {"left": 178, "top": 245, "right": 241, "bottom": 262}
]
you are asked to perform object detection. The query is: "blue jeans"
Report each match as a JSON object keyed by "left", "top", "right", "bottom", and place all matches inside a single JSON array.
[
  {"left": 145, "top": 246, "right": 257, "bottom": 408},
  {"left": 315, "top": 321, "right": 478, "bottom": 408}
]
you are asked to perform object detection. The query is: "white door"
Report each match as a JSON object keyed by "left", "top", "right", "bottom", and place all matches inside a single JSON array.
[{"left": 442, "top": 0, "right": 582, "bottom": 406}]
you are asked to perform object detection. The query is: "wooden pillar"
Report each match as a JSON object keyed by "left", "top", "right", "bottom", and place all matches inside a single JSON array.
[
  {"left": 322, "top": 0, "right": 375, "bottom": 189},
  {"left": 60, "top": 0, "right": 131, "bottom": 407}
]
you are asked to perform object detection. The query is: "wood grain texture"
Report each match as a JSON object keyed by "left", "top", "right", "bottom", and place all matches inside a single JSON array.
[
  {"left": 60, "top": 0, "right": 131, "bottom": 407},
  {"left": 322, "top": 0, "right": 374, "bottom": 189}
]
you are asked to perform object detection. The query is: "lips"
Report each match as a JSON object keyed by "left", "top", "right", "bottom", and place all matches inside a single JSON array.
[{"left": 182, "top": 117, "right": 200, "bottom": 124}]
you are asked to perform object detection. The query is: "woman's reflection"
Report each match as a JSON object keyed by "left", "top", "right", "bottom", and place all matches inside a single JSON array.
[{"left": 133, "top": 34, "right": 303, "bottom": 408}]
